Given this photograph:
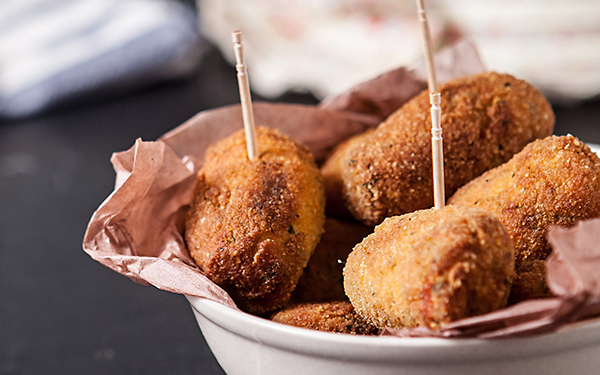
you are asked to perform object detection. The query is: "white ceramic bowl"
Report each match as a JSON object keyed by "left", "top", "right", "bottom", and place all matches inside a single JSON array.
[
  {"left": 187, "top": 296, "right": 600, "bottom": 375},
  {"left": 187, "top": 143, "right": 600, "bottom": 375}
]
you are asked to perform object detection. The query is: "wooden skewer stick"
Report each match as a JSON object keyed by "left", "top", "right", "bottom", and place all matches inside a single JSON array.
[
  {"left": 232, "top": 30, "right": 259, "bottom": 161},
  {"left": 416, "top": 0, "right": 445, "bottom": 209}
]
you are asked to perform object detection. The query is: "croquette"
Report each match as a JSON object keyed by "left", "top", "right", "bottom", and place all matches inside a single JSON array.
[
  {"left": 449, "top": 135, "right": 600, "bottom": 268},
  {"left": 271, "top": 301, "right": 380, "bottom": 335},
  {"left": 185, "top": 127, "right": 326, "bottom": 315},
  {"left": 344, "top": 205, "right": 515, "bottom": 330},
  {"left": 291, "top": 218, "right": 372, "bottom": 303},
  {"left": 508, "top": 260, "right": 553, "bottom": 305},
  {"left": 338, "top": 72, "right": 554, "bottom": 226},
  {"left": 321, "top": 129, "right": 374, "bottom": 220}
]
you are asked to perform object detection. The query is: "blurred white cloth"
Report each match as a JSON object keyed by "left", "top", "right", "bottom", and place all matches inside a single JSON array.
[
  {"left": 199, "top": 0, "right": 600, "bottom": 104},
  {"left": 0, "top": 0, "right": 205, "bottom": 118},
  {"left": 199, "top": 0, "right": 445, "bottom": 100},
  {"left": 437, "top": 0, "right": 600, "bottom": 104}
]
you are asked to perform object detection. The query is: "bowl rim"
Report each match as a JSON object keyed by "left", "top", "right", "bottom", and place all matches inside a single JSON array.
[{"left": 187, "top": 295, "right": 600, "bottom": 364}]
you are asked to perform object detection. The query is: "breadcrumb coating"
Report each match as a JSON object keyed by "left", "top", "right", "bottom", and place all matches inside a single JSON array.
[
  {"left": 185, "top": 127, "right": 325, "bottom": 314},
  {"left": 292, "top": 218, "right": 372, "bottom": 303},
  {"left": 344, "top": 205, "right": 515, "bottom": 330},
  {"left": 508, "top": 260, "right": 553, "bottom": 305},
  {"left": 341, "top": 72, "right": 554, "bottom": 226},
  {"left": 321, "top": 129, "right": 374, "bottom": 220},
  {"left": 449, "top": 135, "right": 600, "bottom": 268},
  {"left": 271, "top": 301, "right": 380, "bottom": 335}
]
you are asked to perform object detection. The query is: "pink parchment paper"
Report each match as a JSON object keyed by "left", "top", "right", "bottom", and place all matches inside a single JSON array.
[{"left": 83, "top": 39, "right": 600, "bottom": 337}]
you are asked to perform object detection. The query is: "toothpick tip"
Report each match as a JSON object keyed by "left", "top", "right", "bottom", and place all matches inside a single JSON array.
[{"left": 232, "top": 30, "right": 242, "bottom": 43}]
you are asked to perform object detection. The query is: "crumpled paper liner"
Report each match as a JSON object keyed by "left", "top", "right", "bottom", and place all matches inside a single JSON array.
[{"left": 83, "top": 39, "right": 600, "bottom": 338}]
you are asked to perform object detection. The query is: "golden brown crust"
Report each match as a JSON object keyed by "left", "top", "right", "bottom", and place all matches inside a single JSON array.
[
  {"left": 271, "top": 301, "right": 380, "bottom": 335},
  {"left": 508, "top": 260, "right": 553, "bottom": 305},
  {"left": 321, "top": 129, "right": 375, "bottom": 220},
  {"left": 344, "top": 205, "right": 515, "bottom": 330},
  {"left": 185, "top": 127, "right": 326, "bottom": 314},
  {"left": 292, "top": 218, "right": 372, "bottom": 303},
  {"left": 341, "top": 72, "right": 554, "bottom": 226},
  {"left": 449, "top": 135, "right": 600, "bottom": 268}
]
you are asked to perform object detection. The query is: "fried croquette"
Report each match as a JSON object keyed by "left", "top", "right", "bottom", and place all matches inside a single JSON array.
[
  {"left": 344, "top": 205, "right": 515, "bottom": 330},
  {"left": 271, "top": 301, "right": 380, "bottom": 335},
  {"left": 339, "top": 72, "right": 554, "bottom": 226},
  {"left": 448, "top": 135, "right": 600, "bottom": 268},
  {"left": 291, "top": 218, "right": 372, "bottom": 303},
  {"left": 508, "top": 260, "right": 553, "bottom": 305},
  {"left": 321, "top": 129, "right": 374, "bottom": 220},
  {"left": 185, "top": 127, "right": 326, "bottom": 314}
]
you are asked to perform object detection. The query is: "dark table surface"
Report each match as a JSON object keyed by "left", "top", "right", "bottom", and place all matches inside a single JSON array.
[{"left": 1, "top": 43, "right": 600, "bottom": 374}]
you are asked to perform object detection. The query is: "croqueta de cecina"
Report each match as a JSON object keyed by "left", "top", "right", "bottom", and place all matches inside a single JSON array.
[
  {"left": 335, "top": 72, "right": 554, "bottom": 226},
  {"left": 344, "top": 205, "right": 515, "bottom": 330},
  {"left": 321, "top": 129, "right": 374, "bottom": 220},
  {"left": 271, "top": 301, "right": 380, "bottom": 335},
  {"left": 185, "top": 127, "right": 325, "bottom": 315},
  {"left": 291, "top": 217, "right": 372, "bottom": 303},
  {"left": 449, "top": 135, "right": 600, "bottom": 303},
  {"left": 449, "top": 135, "right": 600, "bottom": 267}
]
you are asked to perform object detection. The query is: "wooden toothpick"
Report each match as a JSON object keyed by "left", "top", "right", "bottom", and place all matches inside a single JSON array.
[
  {"left": 232, "top": 30, "right": 259, "bottom": 161},
  {"left": 416, "top": 0, "right": 445, "bottom": 209}
]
